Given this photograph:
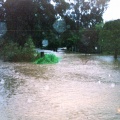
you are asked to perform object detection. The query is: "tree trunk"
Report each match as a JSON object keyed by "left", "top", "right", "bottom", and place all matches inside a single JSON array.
[{"left": 114, "top": 48, "right": 118, "bottom": 59}]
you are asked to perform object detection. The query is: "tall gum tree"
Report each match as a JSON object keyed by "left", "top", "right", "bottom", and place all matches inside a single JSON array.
[{"left": 65, "top": 0, "right": 109, "bottom": 29}]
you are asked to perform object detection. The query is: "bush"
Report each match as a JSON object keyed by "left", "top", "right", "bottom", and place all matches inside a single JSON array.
[
  {"left": 34, "top": 54, "right": 60, "bottom": 64},
  {"left": 20, "top": 36, "right": 37, "bottom": 61},
  {"left": 1, "top": 36, "right": 39, "bottom": 62},
  {"left": 1, "top": 42, "right": 19, "bottom": 61}
]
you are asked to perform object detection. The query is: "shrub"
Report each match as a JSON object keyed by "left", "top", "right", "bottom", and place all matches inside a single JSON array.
[
  {"left": 21, "top": 36, "right": 36, "bottom": 61},
  {"left": 1, "top": 42, "right": 19, "bottom": 61},
  {"left": 1, "top": 36, "right": 38, "bottom": 62},
  {"left": 34, "top": 54, "right": 60, "bottom": 64}
]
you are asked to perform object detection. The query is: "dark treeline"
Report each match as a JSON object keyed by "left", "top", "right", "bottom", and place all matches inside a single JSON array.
[{"left": 0, "top": 0, "right": 110, "bottom": 53}]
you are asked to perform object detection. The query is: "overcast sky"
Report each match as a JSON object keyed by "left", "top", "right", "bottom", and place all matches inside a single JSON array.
[{"left": 103, "top": 0, "right": 120, "bottom": 22}]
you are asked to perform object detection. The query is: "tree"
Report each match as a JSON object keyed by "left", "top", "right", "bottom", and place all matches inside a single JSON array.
[
  {"left": 3, "top": 0, "right": 110, "bottom": 52},
  {"left": 60, "top": 29, "right": 83, "bottom": 52},
  {"left": 67, "top": 0, "right": 110, "bottom": 29},
  {"left": 4, "top": 0, "right": 60, "bottom": 47},
  {"left": 60, "top": 0, "right": 110, "bottom": 52},
  {"left": 99, "top": 19, "right": 120, "bottom": 59},
  {"left": 35, "top": 0, "right": 56, "bottom": 30},
  {"left": 4, "top": 0, "right": 37, "bottom": 46},
  {"left": 80, "top": 28, "right": 99, "bottom": 53},
  {"left": 0, "top": 0, "right": 5, "bottom": 21}
]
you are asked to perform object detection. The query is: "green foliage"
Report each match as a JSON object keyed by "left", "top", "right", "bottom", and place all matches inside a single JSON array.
[
  {"left": 20, "top": 36, "right": 37, "bottom": 61},
  {"left": 81, "top": 28, "right": 99, "bottom": 52},
  {"left": 1, "top": 42, "right": 19, "bottom": 61},
  {"left": 42, "top": 30, "right": 60, "bottom": 51},
  {"left": 4, "top": 0, "right": 37, "bottom": 46},
  {"left": 1, "top": 36, "right": 38, "bottom": 62},
  {"left": 34, "top": 54, "right": 60, "bottom": 64},
  {"left": 2, "top": 0, "right": 110, "bottom": 52},
  {"left": 61, "top": 30, "right": 82, "bottom": 50},
  {"left": 95, "top": 22, "right": 104, "bottom": 31},
  {"left": 99, "top": 19, "right": 120, "bottom": 58}
]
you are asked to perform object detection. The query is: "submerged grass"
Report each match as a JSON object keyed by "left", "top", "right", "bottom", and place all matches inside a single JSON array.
[{"left": 34, "top": 54, "right": 60, "bottom": 64}]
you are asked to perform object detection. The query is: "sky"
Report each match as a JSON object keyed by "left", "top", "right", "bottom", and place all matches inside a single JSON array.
[{"left": 103, "top": 0, "right": 120, "bottom": 22}]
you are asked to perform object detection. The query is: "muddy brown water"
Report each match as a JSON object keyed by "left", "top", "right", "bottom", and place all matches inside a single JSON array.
[{"left": 0, "top": 53, "right": 120, "bottom": 120}]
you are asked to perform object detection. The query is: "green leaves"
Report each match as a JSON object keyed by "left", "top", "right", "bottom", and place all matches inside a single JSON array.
[
  {"left": 2, "top": 0, "right": 110, "bottom": 53},
  {"left": 34, "top": 54, "right": 60, "bottom": 64},
  {"left": 99, "top": 19, "right": 120, "bottom": 58},
  {"left": 1, "top": 36, "right": 37, "bottom": 62}
]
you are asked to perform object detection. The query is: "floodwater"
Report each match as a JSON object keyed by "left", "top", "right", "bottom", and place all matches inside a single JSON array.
[{"left": 0, "top": 53, "right": 120, "bottom": 120}]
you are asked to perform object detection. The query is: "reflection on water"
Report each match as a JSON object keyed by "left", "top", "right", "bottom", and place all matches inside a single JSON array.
[{"left": 0, "top": 54, "right": 120, "bottom": 120}]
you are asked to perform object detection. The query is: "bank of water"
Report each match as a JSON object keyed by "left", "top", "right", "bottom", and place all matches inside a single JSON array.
[{"left": 0, "top": 54, "right": 120, "bottom": 120}]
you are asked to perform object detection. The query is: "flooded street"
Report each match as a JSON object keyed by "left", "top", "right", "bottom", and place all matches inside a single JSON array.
[{"left": 0, "top": 53, "right": 120, "bottom": 120}]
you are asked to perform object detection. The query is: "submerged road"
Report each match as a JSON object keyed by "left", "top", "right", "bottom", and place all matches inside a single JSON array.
[{"left": 0, "top": 53, "right": 120, "bottom": 120}]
